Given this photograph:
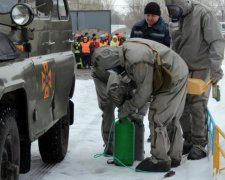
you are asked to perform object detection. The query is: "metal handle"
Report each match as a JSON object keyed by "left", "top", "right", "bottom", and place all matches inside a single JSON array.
[
  {"left": 42, "top": 40, "right": 55, "bottom": 45},
  {"left": 65, "top": 39, "right": 74, "bottom": 43}
]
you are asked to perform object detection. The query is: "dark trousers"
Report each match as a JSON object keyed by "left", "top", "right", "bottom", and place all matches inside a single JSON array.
[
  {"left": 82, "top": 54, "right": 91, "bottom": 68},
  {"left": 75, "top": 53, "right": 81, "bottom": 63}
]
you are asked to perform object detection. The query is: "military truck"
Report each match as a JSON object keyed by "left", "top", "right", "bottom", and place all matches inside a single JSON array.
[{"left": 0, "top": 0, "right": 75, "bottom": 179}]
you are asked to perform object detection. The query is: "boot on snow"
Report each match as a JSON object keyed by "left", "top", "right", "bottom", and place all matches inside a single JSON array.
[
  {"left": 103, "top": 142, "right": 113, "bottom": 156},
  {"left": 136, "top": 157, "right": 171, "bottom": 172},
  {"left": 187, "top": 145, "right": 207, "bottom": 160},
  {"left": 182, "top": 140, "right": 192, "bottom": 155},
  {"left": 171, "top": 158, "right": 181, "bottom": 168},
  {"left": 104, "top": 147, "right": 113, "bottom": 156}
]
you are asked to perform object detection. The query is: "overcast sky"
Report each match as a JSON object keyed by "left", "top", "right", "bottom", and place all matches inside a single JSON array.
[{"left": 114, "top": 0, "right": 128, "bottom": 13}]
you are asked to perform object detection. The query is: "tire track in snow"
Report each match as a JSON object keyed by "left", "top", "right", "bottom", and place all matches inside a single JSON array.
[
  {"left": 29, "top": 163, "right": 56, "bottom": 180},
  {"left": 19, "top": 151, "right": 59, "bottom": 180}
]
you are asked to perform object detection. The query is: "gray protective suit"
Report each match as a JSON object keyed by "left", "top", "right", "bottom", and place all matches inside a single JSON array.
[
  {"left": 92, "top": 47, "right": 149, "bottom": 160},
  {"left": 92, "top": 38, "right": 189, "bottom": 168},
  {"left": 165, "top": 0, "right": 224, "bottom": 148}
]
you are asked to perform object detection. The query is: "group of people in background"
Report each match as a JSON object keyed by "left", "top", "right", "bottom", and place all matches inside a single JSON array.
[{"left": 73, "top": 32, "right": 127, "bottom": 69}]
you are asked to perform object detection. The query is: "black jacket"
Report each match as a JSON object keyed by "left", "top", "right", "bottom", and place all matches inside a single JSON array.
[{"left": 130, "top": 17, "right": 170, "bottom": 47}]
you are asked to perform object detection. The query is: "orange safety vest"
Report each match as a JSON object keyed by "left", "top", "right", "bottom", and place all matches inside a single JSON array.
[{"left": 80, "top": 41, "right": 91, "bottom": 53}]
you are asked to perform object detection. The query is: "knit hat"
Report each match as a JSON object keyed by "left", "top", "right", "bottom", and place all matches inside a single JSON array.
[{"left": 144, "top": 2, "right": 161, "bottom": 16}]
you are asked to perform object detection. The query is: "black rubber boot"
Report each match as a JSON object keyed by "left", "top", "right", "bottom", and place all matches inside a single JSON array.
[
  {"left": 171, "top": 158, "right": 181, "bottom": 168},
  {"left": 187, "top": 145, "right": 207, "bottom": 160},
  {"left": 104, "top": 147, "right": 113, "bottom": 156},
  {"left": 182, "top": 140, "right": 192, "bottom": 155},
  {"left": 135, "top": 123, "right": 144, "bottom": 161},
  {"left": 136, "top": 157, "right": 171, "bottom": 172},
  {"left": 104, "top": 141, "right": 113, "bottom": 156}
]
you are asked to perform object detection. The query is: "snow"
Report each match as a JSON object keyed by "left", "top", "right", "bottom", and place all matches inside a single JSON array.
[{"left": 20, "top": 64, "right": 225, "bottom": 180}]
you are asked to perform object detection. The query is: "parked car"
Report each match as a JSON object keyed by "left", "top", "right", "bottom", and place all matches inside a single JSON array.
[
  {"left": 220, "top": 22, "right": 225, "bottom": 38},
  {"left": 0, "top": 0, "right": 75, "bottom": 179}
]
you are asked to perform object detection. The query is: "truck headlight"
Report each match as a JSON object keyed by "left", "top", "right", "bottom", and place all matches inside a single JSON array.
[{"left": 11, "top": 4, "right": 34, "bottom": 26}]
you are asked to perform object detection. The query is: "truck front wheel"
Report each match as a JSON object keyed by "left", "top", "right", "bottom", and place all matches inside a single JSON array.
[
  {"left": 38, "top": 106, "right": 70, "bottom": 163},
  {"left": 0, "top": 108, "right": 20, "bottom": 180}
]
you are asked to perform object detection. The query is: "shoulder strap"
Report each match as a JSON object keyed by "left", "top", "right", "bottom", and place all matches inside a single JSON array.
[{"left": 124, "top": 40, "right": 173, "bottom": 94}]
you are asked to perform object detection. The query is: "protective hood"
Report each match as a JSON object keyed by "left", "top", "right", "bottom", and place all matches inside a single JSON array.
[
  {"left": 0, "top": 32, "right": 20, "bottom": 60},
  {"left": 112, "top": 35, "right": 118, "bottom": 40},
  {"left": 164, "top": 0, "right": 192, "bottom": 18},
  {"left": 92, "top": 46, "right": 124, "bottom": 71}
]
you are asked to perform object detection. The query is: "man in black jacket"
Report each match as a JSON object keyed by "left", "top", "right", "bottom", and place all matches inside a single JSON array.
[{"left": 130, "top": 2, "right": 170, "bottom": 47}]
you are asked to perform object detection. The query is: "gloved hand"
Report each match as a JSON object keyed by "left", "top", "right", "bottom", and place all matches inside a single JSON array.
[
  {"left": 118, "top": 100, "right": 137, "bottom": 119},
  {"left": 128, "top": 103, "right": 149, "bottom": 123},
  {"left": 128, "top": 113, "right": 144, "bottom": 124},
  {"left": 211, "top": 69, "right": 223, "bottom": 85}
]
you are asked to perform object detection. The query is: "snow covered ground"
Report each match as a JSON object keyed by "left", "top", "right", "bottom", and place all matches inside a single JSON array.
[{"left": 20, "top": 64, "right": 225, "bottom": 180}]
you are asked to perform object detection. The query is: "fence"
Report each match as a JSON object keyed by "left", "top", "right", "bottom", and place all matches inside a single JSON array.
[{"left": 208, "top": 110, "right": 225, "bottom": 175}]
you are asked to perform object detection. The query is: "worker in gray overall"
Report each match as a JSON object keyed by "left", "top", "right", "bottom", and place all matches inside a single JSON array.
[
  {"left": 164, "top": 0, "right": 224, "bottom": 160},
  {"left": 92, "top": 38, "right": 189, "bottom": 172},
  {"left": 92, "top": 49, "right": 149, "bottom": 161}
]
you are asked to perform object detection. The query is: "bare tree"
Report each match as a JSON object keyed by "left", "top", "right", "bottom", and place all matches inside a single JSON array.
[
  {"left": 101, "top": 0, "right": 116, "bottom": 10},
  {"left": 111, "top": 10, "right": 124, "bottom": 24},
  {"left": 125, "top": 0, "right": 148, "bottom": 21},
  {"left": 124, "top": 0, "right": 169, "bottom": 28},
  {"left": 69, "top": 0, "right": 104, "bottom": 10}
]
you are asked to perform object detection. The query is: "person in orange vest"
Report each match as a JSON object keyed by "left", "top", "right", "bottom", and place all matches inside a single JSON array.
[
  {"left": 119, "top": 37, "right": 126, "bottom": 46},
  {"left": 80, "top": 36, "right": 91, "bottom": 69},
  {"left": 90, "top": 37, "right": 100, "bottom": 59},
  {"left": 104, "top": 32, "right": 110, "bottom": 45},
  {"left": 117, "top": 33, "right": 123, "bottom": 45},
  {"left": 99, "top": 34, "right": 107, "bottom": 47},
  {"left": 90, "top": 33, "right": 96, "bottom": 44}
]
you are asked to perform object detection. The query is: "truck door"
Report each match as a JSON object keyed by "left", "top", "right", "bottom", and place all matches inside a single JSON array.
[{"left": 31, "top": 56, "right": 56, "bottom": 136}]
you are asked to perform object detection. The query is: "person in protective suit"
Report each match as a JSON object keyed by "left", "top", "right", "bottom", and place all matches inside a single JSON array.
[
  {"left": 92, "top": 46, "right": 149, "bottom": 161},
  {"left": 92, "top": 38, "right": 188, "bottom": 172},
  {"left": 164, "top": 0, "right": 224, "bottom": 160}
]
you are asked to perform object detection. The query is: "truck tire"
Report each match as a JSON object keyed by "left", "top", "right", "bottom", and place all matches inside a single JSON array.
[
  {"left": 19, "top": 141, "right": 31, "bottom": 173},
  {"left": 38, "top": 106, "right": 70, "bottom": 163},
  {"left": 0, "top": 108, "right": 20, "bottom": 180}
]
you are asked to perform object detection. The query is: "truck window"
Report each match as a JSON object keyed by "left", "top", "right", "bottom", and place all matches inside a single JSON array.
[
  {"left": 35, "top": 0, "right": 53, "bottom": 17},
  {"left": 222, "top": 24, "right": 225, "bottom": 31},
  {"left": 58, "top": 0, "right": 67, "bottom": 19}
]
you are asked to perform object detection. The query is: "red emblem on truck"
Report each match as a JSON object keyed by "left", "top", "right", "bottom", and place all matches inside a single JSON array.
[{"left": 41, "top": 62, "right": 52, "bottom": 99}]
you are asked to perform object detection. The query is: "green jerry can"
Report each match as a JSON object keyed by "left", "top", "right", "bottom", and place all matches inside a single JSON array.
[{"left": 114, "top": 116, "right": 135, "bottom": 166}]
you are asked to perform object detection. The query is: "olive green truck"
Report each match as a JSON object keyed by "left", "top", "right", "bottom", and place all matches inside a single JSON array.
[{"left": 0, "top": 0, "right": 75, "bottom": 179}]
